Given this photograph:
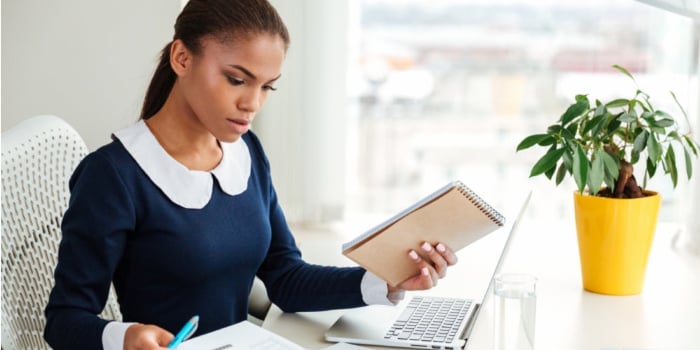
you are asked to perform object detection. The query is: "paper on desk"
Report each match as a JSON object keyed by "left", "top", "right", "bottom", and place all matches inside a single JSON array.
[
  {"left": 321, "top": 343, "right": 372, "bottom": 350},
  {"left": 177, "top": 320, "right": 305, "bottom": 350}
]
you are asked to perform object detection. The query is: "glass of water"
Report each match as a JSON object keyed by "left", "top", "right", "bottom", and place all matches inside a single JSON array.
[{"left": 493, "top": 273, "right": 537, "bottom": 350}]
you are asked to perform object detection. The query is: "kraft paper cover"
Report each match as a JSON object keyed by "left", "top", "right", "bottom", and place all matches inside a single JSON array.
[{"left": 343, "top": 184, "right": 503, "bottom": 286}]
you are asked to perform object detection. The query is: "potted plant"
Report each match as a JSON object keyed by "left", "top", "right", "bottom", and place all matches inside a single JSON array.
[{"left": 516, "top": 65, "right": 700, "bottom": 295}]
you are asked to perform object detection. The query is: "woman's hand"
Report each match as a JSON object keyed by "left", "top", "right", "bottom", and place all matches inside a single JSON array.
[
  {"left": 124, "top": 323, "right": 174, "bottom": 350},
  {"left": 391, "top": 242, "right": 458, "bottom": 292}
]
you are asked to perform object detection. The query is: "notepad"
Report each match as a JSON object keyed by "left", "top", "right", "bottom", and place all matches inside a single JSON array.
[{"left": 343, "top": 181, "right": 505, "bottom": 287}]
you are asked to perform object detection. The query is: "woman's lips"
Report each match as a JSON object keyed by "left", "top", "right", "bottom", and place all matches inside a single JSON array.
[{"left": 227, "top": 118, "right": 250, "bottom": 134}]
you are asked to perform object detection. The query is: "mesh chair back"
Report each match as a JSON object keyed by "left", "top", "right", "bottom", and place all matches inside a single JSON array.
[{"left": 1, "top": 115, "right": 122, "bottom": 350}]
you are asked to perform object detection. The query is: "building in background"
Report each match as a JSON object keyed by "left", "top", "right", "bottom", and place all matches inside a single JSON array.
[{"left": 344, "top": 0, "right": 699, "bottom": 224}]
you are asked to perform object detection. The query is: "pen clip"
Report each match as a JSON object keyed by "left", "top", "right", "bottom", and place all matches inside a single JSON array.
[
  {"left": 168, "top": 315, "right": 200, "bottom": 349},
  {"left": 183, "top": 319, "right": 198, "bottom": 342}
]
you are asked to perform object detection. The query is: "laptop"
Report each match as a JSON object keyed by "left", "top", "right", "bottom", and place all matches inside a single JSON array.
[{"left": 325, "top": 192, "right": 532, "bottom": 350}]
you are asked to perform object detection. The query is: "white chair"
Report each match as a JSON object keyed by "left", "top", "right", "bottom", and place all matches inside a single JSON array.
[
  {"left": 1, "top": 115, "right": 271, "bottom": 349},
  {"left": 247, "top": 277, "right": 271, "bottom": 326},
  {"left": 1, "top": 115, "right": 122, "bottom": 350}
]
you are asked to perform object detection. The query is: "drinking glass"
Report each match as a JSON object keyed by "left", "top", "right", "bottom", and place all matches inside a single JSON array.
[{"left": 493, "top": 273, "right": 537, "bottom": 350}]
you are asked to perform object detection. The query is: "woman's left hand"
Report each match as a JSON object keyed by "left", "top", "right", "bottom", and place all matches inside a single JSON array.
[{"left": 391, "top": 242, "right": 458, "bottom": 292}]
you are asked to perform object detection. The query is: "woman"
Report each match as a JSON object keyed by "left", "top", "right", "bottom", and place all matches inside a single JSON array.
[{"left": 44, "top": 1, "right": 457, "bottom": 349}]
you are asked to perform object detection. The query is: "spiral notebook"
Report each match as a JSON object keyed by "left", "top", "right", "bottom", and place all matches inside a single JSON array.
[{"left": 343, "top": 181, "right": 505, "bottom": 286}]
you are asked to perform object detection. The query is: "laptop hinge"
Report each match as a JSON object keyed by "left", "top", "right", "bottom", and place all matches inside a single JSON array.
[{"left": 460, "top": 302, "right": 481, "bottom": 344}]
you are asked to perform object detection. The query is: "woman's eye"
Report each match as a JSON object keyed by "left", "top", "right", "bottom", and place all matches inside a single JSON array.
[
  {"left": 263, "top": 85, "right": 278, "bottom": 92},
  {"left": 227, "top": 76, "right": 245, "bottom": 86}
]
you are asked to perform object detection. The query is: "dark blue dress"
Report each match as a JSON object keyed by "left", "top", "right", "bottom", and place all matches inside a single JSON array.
[{"left": 44, "top": 130, "right": 366, "bottom": 350}]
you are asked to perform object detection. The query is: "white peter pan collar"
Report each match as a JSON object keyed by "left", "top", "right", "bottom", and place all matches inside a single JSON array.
[{"left": 112, "top": 120, "right": 251, "bottom": 209}]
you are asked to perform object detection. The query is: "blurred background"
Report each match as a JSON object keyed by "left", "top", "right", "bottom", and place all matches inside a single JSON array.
[
  {"left": 3, "top": 0, "right": 699, "bottom": 240},
  {"left": 345, "top": 0, "right": 698, "bottom": 222},
  {"left": 257, "top": 0, "right": 700, "bottom": 238}
]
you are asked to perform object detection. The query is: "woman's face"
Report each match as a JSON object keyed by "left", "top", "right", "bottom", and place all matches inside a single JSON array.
[{"left": 177, "top": 34, "right": 286, "bottom": 142}]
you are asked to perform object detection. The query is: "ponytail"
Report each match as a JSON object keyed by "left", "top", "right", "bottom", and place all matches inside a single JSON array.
[{"left": 139, "top": 42, "right": 176, "bottom": 120}]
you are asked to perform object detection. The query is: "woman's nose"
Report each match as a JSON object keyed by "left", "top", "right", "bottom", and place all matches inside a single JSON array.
[{"left": 238, "top": 89, "right": 261, "bottom": 112}]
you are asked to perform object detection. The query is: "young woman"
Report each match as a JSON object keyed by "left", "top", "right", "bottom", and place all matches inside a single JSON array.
[{"left": 44, "top": 1, "right": 457, "bottom": 349}]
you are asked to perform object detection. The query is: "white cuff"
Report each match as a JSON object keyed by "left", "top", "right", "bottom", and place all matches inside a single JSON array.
[
  {"left": 102, "top": 321, "right": 137, "bottom": 350},
  {"left": 360, "top": 271, "right": 405, "bottom": 305}
]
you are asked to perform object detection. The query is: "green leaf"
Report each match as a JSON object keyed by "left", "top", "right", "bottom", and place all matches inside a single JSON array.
[
  {"left": 555, "top": 162, "right": 568, "bottom": 185},
  {"left": 641, "top": 111, "right": 654, "bottom": 119},
  {"left": 631, "top": 150, "right": 641, "bottom": 164},
  {"left": 643, "top": 111, "right": 674, "bottom": 128},
  {"left": 516, "top": 134, "right": 551, "bottom": 151},
  {"left": 635, "top": 97, "right": 652, "bottom": 112},
  {"left": 643, "top": 170, "right": 649, "bottom": 189},
  {"left": 665, "top": 146, "right": 678, "bottom": 188},
  {"left": 538, "top": 137, "right": 556, "bottom": 146},
  {"left": 530, "top": 147, "right": 567, "bottom": 177},
  {"left": 607, "top": 118, "right": 621, "bottom": 136},
  {"left": 604, "top": 173, "right": 616, "bottom": 192},
  {"left": 560, "top": 99, "right": 589, "bottom": 126},
  {"left": 593, "top": 103, "right": 606, "bottom": 118},
  {"left": 613, "top": 64, "right": 636, "bottom": 83},
  {"left": 573, "top": 144, "right": 589, "bottom": 193},
  {"left": 647, "top": 134, "right": 661, "bottom": 162},
  {"left": 654, "top": 110, "right": 675, "bottom": 120},
  {"left": 684, "top": 148, "right": 693, "bottom": 180},
  {"left": 650, "top": 126, "right": 667, "bottom": 134},
  {"left": 547, "top": 124, "right": 562, "bottom": 134},
  {"left": 605, "top": 99, "right": 629, "bottom": 108},
  {"left": 683, "top": 135, "right": 699, "bottom": 156},
  {"left": 582, "top": 114, "right": 605, "bottom": 136},
  {"left": 670, "top": 91, "right": 688, "bottom": 119},
  {"left": 575, "top": 94, "right": 588, "bottom": 103},
  {"left": 563, "top": 147, "right": 574, "bottom": 170},
  {"left": 588, "top": 150, "right": 605, "bottom": 195},
  {"left": 653, "top": 118, "right": 675, "bottom": 128},
  {"left": 647, "top": 157, "right": 657, "bottom": 178},
  {"left": 544, "top": 166, "right": 556, "bottom": 180},
  {"left": 600, "top": 151, "right": 619, "bottom": 180},
  {"left": 632, "top": 130, "right": 648, "bottom": 155},
  {"left": 618, "top": 112, "right": 637, "bottom": 123},
  {"left": 638, "top": 89, "right": 654, "bottom": 110},
  {"left": 561, "top": 125, "right": 575, "bottom": 140},
  {"left": 668, "top": 131, "right": 682, "bottom": 143},
  {"left": 566, "top": 123, "right": 578, "bottom": 138}
]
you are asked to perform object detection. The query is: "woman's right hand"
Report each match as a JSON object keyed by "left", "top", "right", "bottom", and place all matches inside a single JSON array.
[{"left": 124, "top": 323, "right": 174, "bottom": 350}]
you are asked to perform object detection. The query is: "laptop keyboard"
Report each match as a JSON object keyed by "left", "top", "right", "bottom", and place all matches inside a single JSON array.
[{"left": 384, "top": 296, "right": 472, "bottom": 345}]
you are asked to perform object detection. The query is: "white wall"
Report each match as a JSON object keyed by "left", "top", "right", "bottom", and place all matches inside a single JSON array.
[
  {"left": 255, "top": 0, "right": 349, "bottom": 224},
  {"left": 1, "top": 0, "right": 181, "bottom": 150},
  {"left": 2, "top": 0, "right": 346, "bottom": 224},
  {"left": 685, "top": 30, "right": 700, "bottom": 254}
]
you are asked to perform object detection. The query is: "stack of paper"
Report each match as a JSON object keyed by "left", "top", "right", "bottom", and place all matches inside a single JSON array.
[{"left": 178, "top": 320, "right": 305, "bottom": 350}]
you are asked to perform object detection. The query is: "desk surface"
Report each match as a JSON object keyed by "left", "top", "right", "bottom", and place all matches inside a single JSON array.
[{"left": 263, "top": 219, "right": 700, "bottom": 350}]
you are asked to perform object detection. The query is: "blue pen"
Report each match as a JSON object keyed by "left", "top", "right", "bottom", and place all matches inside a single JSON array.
[{"left": 167, "top": 315, "right": 199, "bottom": 349}]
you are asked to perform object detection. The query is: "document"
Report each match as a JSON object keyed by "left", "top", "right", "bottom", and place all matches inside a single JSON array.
[{"left": 178, "top": 320, "right": 305, "bottom": 350}]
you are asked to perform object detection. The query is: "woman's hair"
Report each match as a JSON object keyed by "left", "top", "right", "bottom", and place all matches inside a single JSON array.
[{"left": 140, "top": 0, "right": 290, "bottom": 120}]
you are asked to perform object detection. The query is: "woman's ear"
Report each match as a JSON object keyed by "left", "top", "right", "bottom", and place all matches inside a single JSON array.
[{"left": 170, "top": 39, "right": 192, "bottom": 77}]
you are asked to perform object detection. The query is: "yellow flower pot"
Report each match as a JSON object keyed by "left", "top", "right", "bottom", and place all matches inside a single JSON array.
[{"left": 573, "top": 190, "right": 661, "bottom": 295}]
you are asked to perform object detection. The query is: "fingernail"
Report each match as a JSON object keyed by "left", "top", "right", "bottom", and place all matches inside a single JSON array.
[
  {"left": 421, "top": 242, "right": 432, "bottom": 252},
  {"left": 422, "top": 267, "right": 430, "bottom": 276},
  {"left": 436, "top": 243, "right": 446, "bottom": 252},
  {"left": 408, "top": 250, "right": 419, "bottom": 260}
]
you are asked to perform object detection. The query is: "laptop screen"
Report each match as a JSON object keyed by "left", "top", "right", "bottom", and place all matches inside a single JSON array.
[
  {"left": 324, "top": 191, "right": 532, "bottom": 349},
  {"left": 460, "top": 191, "right": 532, "bottom": 343}
]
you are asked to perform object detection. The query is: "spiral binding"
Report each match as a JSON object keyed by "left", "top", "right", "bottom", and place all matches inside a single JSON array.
[{"left": 454, "top": 181, "right": 506, "bottom": 226}]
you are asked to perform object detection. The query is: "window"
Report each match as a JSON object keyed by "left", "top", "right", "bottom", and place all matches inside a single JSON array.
[{"left": 345, "top": 0, "right": 699, "bottom": 224}]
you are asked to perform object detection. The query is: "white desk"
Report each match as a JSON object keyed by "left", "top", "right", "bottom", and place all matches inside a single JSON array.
[{"left": 263, "top": 219, "right": 700, "bottom": 350}]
